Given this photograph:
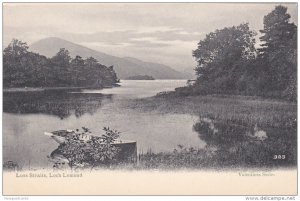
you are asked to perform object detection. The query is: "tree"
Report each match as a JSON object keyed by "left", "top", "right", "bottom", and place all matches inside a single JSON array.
[
  {"left": 3, "top": 39, "right": 29, "bottom": 57},
  {"left": 70, "top": 55, "right": 85, "bottom": 86},
  {"left": 3, "top": 39, "right": 29, "bottom": 87},
  {"left": 51, "top": 48, "right": 71, "bottom": 85},
  {"left": 22, "top": 52, "right": 52, "bottom": 87},
  {"left": 84, "top": 57, "right": 98, "bottom": 67},
  {"left": 51, "top": 48, "right": 71, "bottom": 67},
  {"left": 259, "top": 5, "right": 296, "bottom": 53},
  {"left": 192, "top": 23, "right": 256, "bottom": 93},
  {"left": 258, "top": 5, "right": 297, "bottom": 99},
  {"left": 84, "top": 57, "right": 102, "bottom": 86}
]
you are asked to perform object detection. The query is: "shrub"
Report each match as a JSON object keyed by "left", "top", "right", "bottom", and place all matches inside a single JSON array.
[{"left": 57, "top": 127, "right": 121, "bottom": 169}]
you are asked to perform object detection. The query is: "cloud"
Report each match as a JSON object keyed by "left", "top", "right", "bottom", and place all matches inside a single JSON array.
[{"left": 3, "top": 3, "right": 297, "bottom": 71}]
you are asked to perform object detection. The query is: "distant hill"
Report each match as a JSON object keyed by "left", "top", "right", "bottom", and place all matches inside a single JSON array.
[
  {"left": 30, "top": 37, "right": 192, "bottom": 79},
  {"left": 122, "top": 57, "right": 193, "bottom": 79}
]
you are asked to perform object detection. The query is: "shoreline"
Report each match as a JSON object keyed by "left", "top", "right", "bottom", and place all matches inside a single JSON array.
[{"left": 3, "top": 84, "right": 120, "bottom": 93}]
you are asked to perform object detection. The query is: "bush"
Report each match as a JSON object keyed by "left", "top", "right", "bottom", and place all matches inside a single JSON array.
[{"left": 56, "top": 127, "right": 121, "bottom": 169}]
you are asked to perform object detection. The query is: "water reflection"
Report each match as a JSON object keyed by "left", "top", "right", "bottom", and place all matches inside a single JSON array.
[
  {"left": 193, "top": 116, "right": 297, "bottom": 166},
  {"left": 193, "top": 116, "right": 265, "bottom": 149},
  {"left": 3, "top": 80, "right": 203, "bottom": 169},
  {"left": 3, "top": 90, "right": 112, "bottom": 119}
]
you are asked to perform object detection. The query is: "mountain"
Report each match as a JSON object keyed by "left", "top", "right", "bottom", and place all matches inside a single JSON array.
[
  {"left": 30, "top": 37, "right": 192, "bottom": 79},
  {"left": 122, "top": 57, "right": 194, "bottom": 79}
]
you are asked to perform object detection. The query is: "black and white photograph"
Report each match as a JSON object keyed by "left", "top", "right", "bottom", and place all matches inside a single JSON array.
[{"left": 2, "top": 2, "right": 298, "bottom": 197}]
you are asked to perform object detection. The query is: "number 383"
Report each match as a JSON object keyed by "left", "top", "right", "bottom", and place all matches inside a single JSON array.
[{"left": 273, "top": 155, "right": 285, "bottom": 159}]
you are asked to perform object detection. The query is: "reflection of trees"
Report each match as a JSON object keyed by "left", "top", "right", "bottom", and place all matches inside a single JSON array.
[
  {"left": 193, "top": 116, "right": 297, "bottom": 167},
  {"left": 193, "top": 116, "right": 251, "bottom": 149},
  {"left": 3, "top": 90, "right": 112, "bottom": 119}
]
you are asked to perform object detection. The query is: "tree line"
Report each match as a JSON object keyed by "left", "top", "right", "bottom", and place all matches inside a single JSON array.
[
  {"left": 177, "top": 5, "right": 297, "bottom": 101},
  {"left": 3, "top": 40, "right": 118, "bottom": 88}
]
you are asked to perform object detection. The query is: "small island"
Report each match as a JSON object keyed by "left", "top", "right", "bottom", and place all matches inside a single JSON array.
[{"left": 125, "top": 75, "right": 155, "bottom": 80}]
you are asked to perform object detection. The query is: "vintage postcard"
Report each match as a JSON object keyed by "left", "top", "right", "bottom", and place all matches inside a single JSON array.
[{"left": 2, "top": 2, "right": 297, "bottom": 196}]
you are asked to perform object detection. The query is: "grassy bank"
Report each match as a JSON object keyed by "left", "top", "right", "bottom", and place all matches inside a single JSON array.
[
  {"left": 130, "top": 94, "right": 296, "bottom": 128},
  {"left": 129, "top": 94, "right": 297, "bottom": 169}
]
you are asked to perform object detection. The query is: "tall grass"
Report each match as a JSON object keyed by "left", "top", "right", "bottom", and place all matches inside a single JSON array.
[{"left": 131, "top": 94, "right": 296, "bottom": 129}]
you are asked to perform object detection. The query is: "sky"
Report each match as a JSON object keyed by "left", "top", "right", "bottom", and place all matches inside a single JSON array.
[{"left": 3, "top": 3, "right": 298, "bottom": 72}]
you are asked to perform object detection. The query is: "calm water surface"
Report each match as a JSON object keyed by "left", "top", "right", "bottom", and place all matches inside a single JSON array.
[{"left": 3, "top": 80, "right": 205, "bottom": 169}]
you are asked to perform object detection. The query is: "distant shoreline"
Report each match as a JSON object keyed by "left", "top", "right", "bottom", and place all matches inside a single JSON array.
[{"left": 124, "top": 75, "right": 155, "bottom": 80}]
